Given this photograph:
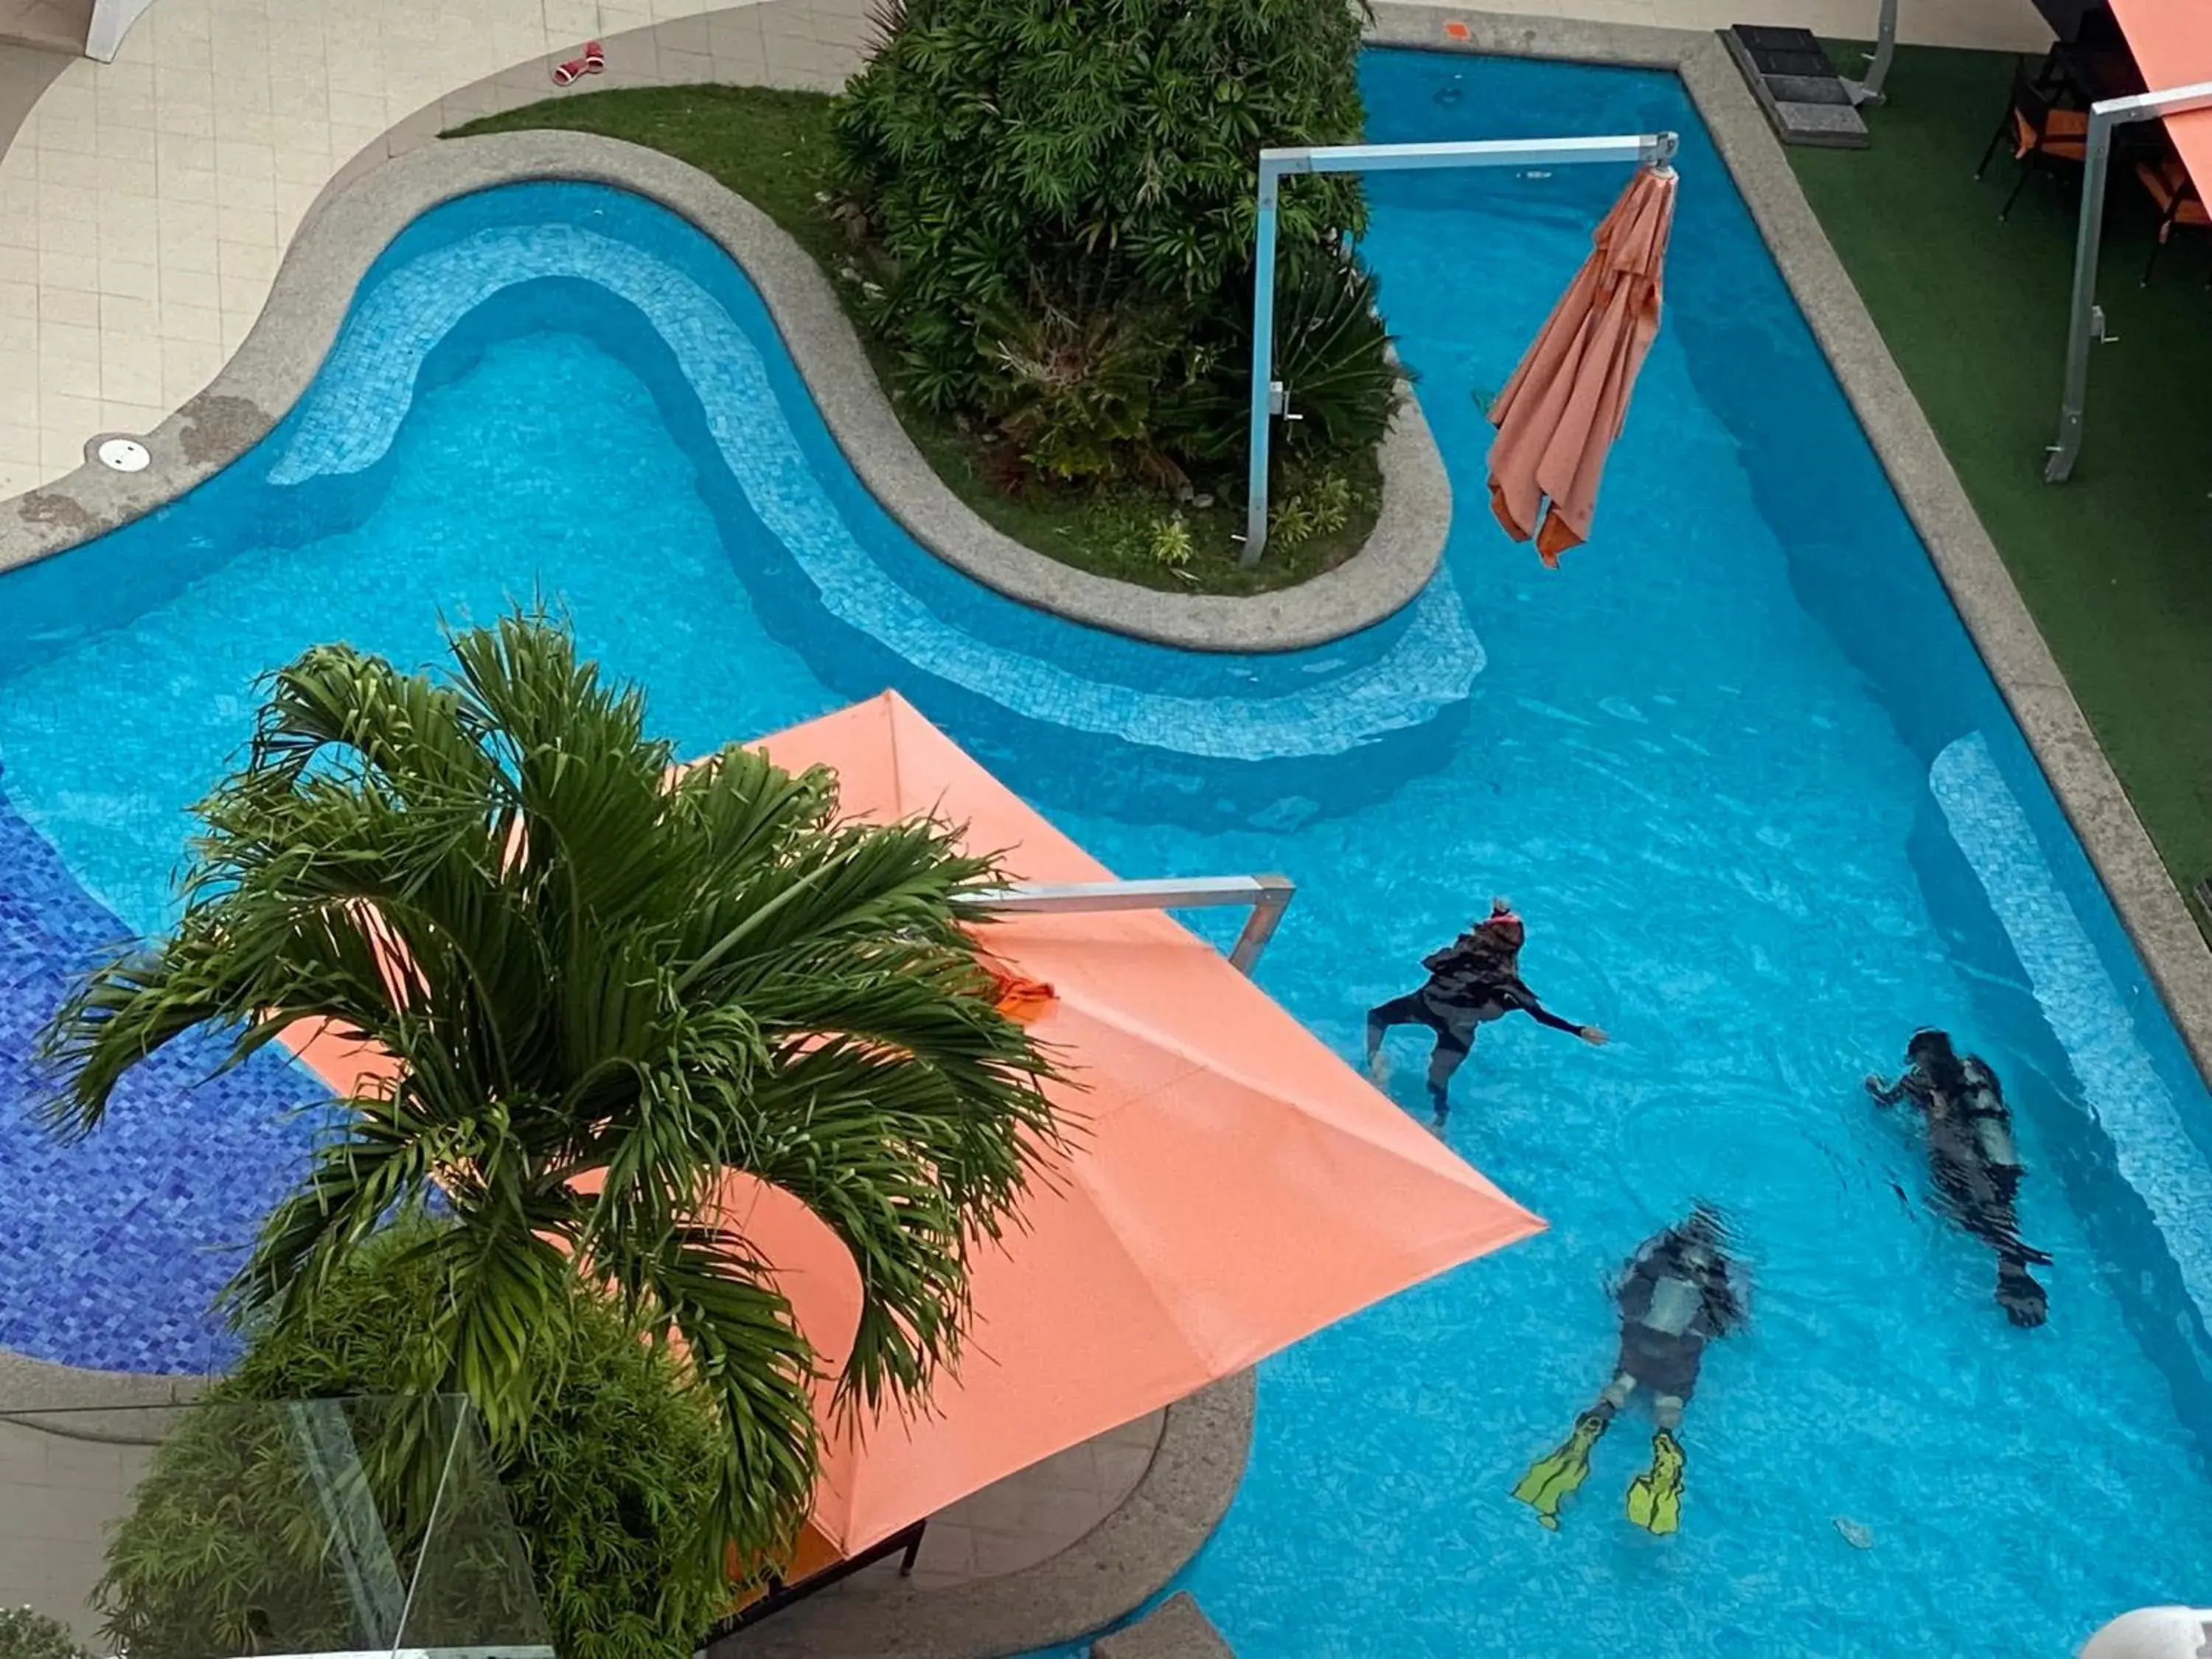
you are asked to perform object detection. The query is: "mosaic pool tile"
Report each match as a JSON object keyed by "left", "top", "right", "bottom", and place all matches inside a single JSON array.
[
  {"left": 0, "top": 778, "right": 329, "bottom": 1375},
  {"left": 269, "top": 222, "right": 1484, "bottom": 763}
]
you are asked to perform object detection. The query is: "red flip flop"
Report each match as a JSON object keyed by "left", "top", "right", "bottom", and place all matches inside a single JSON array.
[{"left": 552, "top": 41, "right": 605, "bottom": 85}]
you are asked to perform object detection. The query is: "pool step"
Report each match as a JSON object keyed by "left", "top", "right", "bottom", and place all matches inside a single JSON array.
[
  {"left": 1093, "top": 1593, "right": 1234, "bottom": 1658},
  {"left": 1722, "top": 25, "right": 1871, "bottom": 150}
]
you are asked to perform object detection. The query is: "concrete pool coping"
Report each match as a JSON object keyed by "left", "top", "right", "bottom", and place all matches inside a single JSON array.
[
  {"left": 0, "top": 128, "right": 1451, "bottom": 655},
  {"left": 1362, "top": 2, "right": 2212, "bottom": 1091},
  {"left": 711, "top": 1374, "right": 1252, "bottom": 1659}
]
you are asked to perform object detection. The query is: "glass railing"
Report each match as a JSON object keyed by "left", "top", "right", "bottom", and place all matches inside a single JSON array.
[{"left": 0, "top": 1394, "right": 552, "bottom": 1659}]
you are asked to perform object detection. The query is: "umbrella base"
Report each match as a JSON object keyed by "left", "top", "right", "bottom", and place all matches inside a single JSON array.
[{"left": 1722, "top": 25, "right": 1872, "bottom": 150}]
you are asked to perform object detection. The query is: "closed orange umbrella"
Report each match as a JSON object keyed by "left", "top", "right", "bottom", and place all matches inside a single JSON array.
[{"left": 1486, "top": 163, "right": 1677, "bottom": 567}]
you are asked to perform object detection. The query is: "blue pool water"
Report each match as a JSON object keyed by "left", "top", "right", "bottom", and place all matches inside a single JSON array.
[{"left": 2, "top": 46, "right": 2210, "bottom": 1657}]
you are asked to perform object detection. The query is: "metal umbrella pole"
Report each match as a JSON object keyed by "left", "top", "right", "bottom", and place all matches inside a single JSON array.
[
  {"left": 1242, "top": 131, "right": 1678, "bottom": 566},
  {"left": 2045, "top": 80, "right": 2212, "bottom": 483},
  {"left": 1841, "top": 0, "right": 1899, "bottom": 107}
]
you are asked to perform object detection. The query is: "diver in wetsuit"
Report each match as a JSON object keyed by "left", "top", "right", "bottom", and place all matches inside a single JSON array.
[
  {"left": 1866, "top": 1029, "right": 2050, "bottom": 1328},
  {"left": 1512, "top": 1206, "right": 1747, "bottom": 1535},
  {"left": 1363, "top": 899, "right": 1607, "bottom": 1130}
]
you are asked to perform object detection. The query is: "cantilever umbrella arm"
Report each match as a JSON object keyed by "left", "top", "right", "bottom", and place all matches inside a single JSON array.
[
  {"left": 2046, "top": 79, "right": 2212, "bottom": 482},
  {"left": 1242, "top": 130, "right": 1680, "bottom": 566},
  {"left": 964, "top": 874, "right": 1295, "bottom": 974}
]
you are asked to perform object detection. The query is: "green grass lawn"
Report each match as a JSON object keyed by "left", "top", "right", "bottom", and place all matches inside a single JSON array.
[
  {"left": 1788, "top": 45, "right": 2212, "bottom": 929},
  {"left": 447, "top": 85, "right": 1377, "bottom": 597}
]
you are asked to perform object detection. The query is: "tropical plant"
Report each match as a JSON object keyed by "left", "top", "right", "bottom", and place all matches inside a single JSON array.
[
  {"left": 1268, "top": 250, "right": 1403, "bottom": 455},
  {"left": 0, "top": 1607, "right": 89, "bottom": 1659},
  {"left": 97, "top": 1222, "right": 727, "bottom": 1659},
  {"left": 832, "top": 0, "right": 1392, "bottom": 472},
  {"left": 984, "top": 291, "right": 1179, "bottom": 487},
  {"left": 1146, "top": 512, "right": 1195, "bottom": 571},
  {"left": 1163, "top": 248, "right": 1405, "bottom": 467},
  {"left": 40, "top": 611, "right": 1064, "bottom": 1585}
]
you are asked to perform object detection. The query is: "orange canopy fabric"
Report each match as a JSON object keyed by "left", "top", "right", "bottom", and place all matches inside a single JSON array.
[
  {"left": 285, "top": 692, "right": 1543, "bottom": 1559},
  {"left": 1486, "top": 163, "right": 1677, "bottom": 568},
  {"left": 744, "top": 693, "right": 1542, "bottom": 1554},
  {"left": 2110, "top": 0, "right": 2212, "bottom": 200}
]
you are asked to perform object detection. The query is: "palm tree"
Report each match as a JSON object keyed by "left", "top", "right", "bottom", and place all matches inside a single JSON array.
[{"left": 40, "top": 611, "right": 1063, "bottom": 1577}]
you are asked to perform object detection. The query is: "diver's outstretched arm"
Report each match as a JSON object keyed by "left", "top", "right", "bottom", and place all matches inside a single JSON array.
[
  {"left": 1864, "top": 1071, "right": 1915, "bottom": 1106},
  {"left": 1509, "top": 990, "right": 1608, "bottom": 1045}
]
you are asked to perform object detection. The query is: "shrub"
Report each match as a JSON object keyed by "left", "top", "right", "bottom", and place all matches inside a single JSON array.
[
  {"left": 94, "top": 1222, "right": 730, "bottom": 1659},
  {"left": 833, "top": 0, "right": 1397, "bottom": 476},
  {"left": 984, "top": 288, "right": 1179, "bottom": 486},
  {"left": 0, "top": 1608, "right": 88, "bottom": 1659}
]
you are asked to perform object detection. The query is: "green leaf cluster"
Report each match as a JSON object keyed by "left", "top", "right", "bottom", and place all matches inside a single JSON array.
[
  {"left": 832, "top": 0, "right": 1400, "bottom": 484},
  {"left": 0, "top": 1607, "right": 89, "bottom": 1659},
  {"left": 95, "top": 1223, "right": 727, "bottom": 1659}
]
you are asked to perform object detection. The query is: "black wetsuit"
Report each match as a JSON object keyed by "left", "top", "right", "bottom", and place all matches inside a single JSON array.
[
  {"left": 1613, "top": 1224, "right": 1745, "bottom": 1406},
  {"left": 1366, "top": 933, "right": 1583, "bottom": 1121},
  {"left": 1871, "top": 1043, "right": 2049, "bottom": 1327}
]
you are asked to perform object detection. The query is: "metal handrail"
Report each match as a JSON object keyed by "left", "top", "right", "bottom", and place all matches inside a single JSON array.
[{"left": 2046, "top": 80, "right": 2212, "bottom": 482}]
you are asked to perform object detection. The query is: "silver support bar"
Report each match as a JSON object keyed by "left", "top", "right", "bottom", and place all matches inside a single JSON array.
[
  {"left": 1242, "top": 132, "right": 1680, "bottom": 566},
  {"left": 2048, "top": 81, "right": 2212, "bottom": 483},
  {"left": 1842, "top": 0, "right": 1898, "bottom": 107},
  {"left": 964, "top": 874, "right": 1296, "bottom": 974}
]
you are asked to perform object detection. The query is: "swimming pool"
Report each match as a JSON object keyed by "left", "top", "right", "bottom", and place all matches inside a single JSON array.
[{"left": 1, "top": 44, "right": 2208, "bottom": 1658}]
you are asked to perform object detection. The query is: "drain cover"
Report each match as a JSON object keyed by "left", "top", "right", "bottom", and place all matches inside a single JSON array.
[{"left": 96, "top": 437, "right": 150, "bottom": 473}]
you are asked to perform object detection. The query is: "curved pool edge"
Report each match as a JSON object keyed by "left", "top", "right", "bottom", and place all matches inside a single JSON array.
[
  {"left": 0, "top": 1343, "right": 209, "bottom": 1411},
  {"left": 1364, "top": 1, "right": 2212, "bottom": 1092},
  {"left": 0, "top": 127, "right": 1449, "bottom": 657},
  {"left": 714, "top": 1372, "right": 1255, "bottom": 1659}
]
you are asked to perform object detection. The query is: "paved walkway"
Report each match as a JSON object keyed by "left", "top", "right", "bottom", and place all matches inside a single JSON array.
[
  {"left": 0, "top": 0, "right": 2051, "bottom": 502},
  {"left": 882, "top": 1410, "right": 1163, "bottom": 1591},
  {"left": 0, "top": 1397, "right": 1161, "bottom": 1642}
]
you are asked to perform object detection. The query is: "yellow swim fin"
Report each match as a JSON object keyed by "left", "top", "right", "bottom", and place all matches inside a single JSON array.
[
  {"left": 1512, "top": 1408, "right": 1611, "bottom": 1530},
  {"left": 1625, "top": 1430, "right": 1686, "bottom": 1534}
]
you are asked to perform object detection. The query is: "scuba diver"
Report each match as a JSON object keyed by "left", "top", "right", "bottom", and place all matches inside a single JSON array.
[
  {"left": 1364, "top": 898, "right": 1607, "bottom": 1130},
  {"left": 1513, "top": 1206, "right": 1747, "bottom": 1535},
  {"left": 1865, "top": 1029, "right": 2049, "bottom": 1328}
]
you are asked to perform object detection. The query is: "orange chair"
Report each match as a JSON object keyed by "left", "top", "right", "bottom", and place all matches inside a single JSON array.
[
  {"left": 2135, "top": 153, "right": 2211, "bottom": 286},
  {"left": 1976, "top": 60, "right": 2089, "bottom": 220}
]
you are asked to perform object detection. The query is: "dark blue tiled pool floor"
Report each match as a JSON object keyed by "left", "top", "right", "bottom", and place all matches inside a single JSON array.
[{"left": 0, "top": 780, "right": 326, "bottom": 1374}]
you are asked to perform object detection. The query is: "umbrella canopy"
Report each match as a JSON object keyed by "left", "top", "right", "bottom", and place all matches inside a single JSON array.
[
  {"left": 1486, "top": 162, "right": 1678, "bottom": 567},
  {"left": 744, "top": 693, "right": 1541, "bottom": 1553},
  {"left": 2109, "top": 0, "right": 2212, "bottom": 197},
  {"left": 285, "top": 692, "right": 1543, "bottom": 1559}
]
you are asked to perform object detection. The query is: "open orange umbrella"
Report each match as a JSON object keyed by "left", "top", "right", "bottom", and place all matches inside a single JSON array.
[
  {"left": 1486, "top": 162, "right": 1677, "bottom": 567},
  {"left": 741, "top": 693, "right": 1543, "bottom": 1553},
  {"left": 285, "top": 693, "right": 1544, "bottom": 1560}
]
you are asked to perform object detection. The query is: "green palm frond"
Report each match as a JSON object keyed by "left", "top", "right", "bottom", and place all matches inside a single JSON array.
[{"left": 38, "top": 610, "right": 1067, "bottom": 1576}]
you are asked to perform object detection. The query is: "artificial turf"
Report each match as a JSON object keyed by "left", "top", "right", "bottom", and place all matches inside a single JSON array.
[{"left": 1788, "top": 44, "right": 2212, "bottom": 930}]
